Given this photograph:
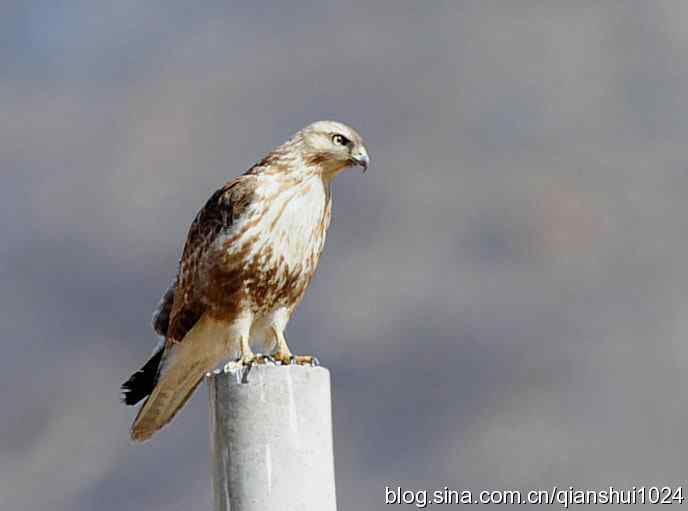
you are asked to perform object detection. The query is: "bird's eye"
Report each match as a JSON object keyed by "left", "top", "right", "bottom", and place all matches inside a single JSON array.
[{"left": 332, "top": 134, "right": 349, "bottom": 146}]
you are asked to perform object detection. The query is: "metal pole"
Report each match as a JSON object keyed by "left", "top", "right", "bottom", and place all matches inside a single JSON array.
[{"left": 208, "top": 364, "right": 337, "bottom": 511}]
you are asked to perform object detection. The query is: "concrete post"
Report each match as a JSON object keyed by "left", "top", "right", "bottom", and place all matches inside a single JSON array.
[{"left": 207, "top": 364, "right": 337, "bottom": 511}]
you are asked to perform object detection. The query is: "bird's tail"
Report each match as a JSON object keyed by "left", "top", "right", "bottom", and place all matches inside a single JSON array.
[
  {"left": 128, "top": 313, "right": 231, "bottom": 442},
  {"left": 122, "top": 344, "right": 165, "bottom": 406}
]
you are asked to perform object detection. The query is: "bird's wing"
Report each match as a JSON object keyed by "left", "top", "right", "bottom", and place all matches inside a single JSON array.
[
  {"left": 129, "top": 175, "right": 259, "bottom": 441},
  {"left": 165, "top": 175, "right": 258, "bottom": 344},
  {"left": 130, "top": 312, "right": 233, "bottom": 440},
  {"left": 152, "top": 279, "right": 176, "bottom": 337}
]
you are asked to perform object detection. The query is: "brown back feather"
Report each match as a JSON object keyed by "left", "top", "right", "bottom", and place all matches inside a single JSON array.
[{"left": 166, "top": 176, "right": 258, "bottom": 343}]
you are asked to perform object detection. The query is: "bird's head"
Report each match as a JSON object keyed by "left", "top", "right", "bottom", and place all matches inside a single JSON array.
[{"left": 300, "top": 120, "right": 370, "bottom": 176}]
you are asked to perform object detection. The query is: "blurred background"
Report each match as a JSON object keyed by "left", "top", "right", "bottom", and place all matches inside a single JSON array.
[{"left": 3, "top": 2, "right": 688, "bottom": 509}]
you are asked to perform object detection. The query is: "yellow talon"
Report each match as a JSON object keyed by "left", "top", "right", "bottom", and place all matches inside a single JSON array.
[
  {"left": 293, "top": 355, "right": 318, "bottom": 366},
  {"left": 272, "top": 352, "right": 318, "bottom": 366},
  {"left": 272, "top": 351, "right": 293, "bottom": 365}
]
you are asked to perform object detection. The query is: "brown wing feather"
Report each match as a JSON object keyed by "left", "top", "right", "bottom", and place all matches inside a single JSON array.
[{"left": 166, "top": 175, "right": 258, "bottom": 343}]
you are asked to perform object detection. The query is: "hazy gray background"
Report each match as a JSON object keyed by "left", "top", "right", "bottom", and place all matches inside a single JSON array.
[{"left": 3, "top": 2, "right": 688, "bottom": 509}]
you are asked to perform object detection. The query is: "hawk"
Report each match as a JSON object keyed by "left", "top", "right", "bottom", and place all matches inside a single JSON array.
[{"left": 122, "top": 120, "right": 369, "bottom": 441}]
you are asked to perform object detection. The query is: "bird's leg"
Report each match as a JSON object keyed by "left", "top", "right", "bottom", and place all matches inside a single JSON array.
[
  {"left": 222, "top": 312, "right": 260, "bottom": 372},
  {"left": 237, "top": 335, "right": 256, "bottom": 365},
  {"left": 271, "top": 327, "right": 292, "bottom": 364},
  {"left": 223, "top": 336, "right": 258, "bottom": 373},
  {"left": 270, "top": 327, "right": 318, "bottom": 366}
]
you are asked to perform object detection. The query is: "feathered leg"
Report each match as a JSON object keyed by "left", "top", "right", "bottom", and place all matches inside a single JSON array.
[{"left": 270, "top": 326, "right": 317, "bottom": 365}]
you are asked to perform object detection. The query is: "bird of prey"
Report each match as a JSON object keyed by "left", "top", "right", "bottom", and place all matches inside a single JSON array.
[{"left": 122, "top": 120, "right": 369, "bottom": 441}]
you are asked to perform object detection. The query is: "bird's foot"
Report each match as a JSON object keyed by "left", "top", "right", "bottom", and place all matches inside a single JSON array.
[
  {"left": 225, "top": 351, "right": 259, "bottom": 368},
  {"left": 253, "top": 353, "right": 275, "bottom": 365},
  {"left": 295, "top": 355, "right": 319, "bottom": 366},
  {"left": 272, "top": 352, "right": 319, "bottom": 366},
  {"left": 224, "top": 352, "right": 274, "bottom": 370},
  {"left": 222, "top": 352, "right": 277, "bottom": 382},
  {"left": 239, "top": 352, "right": 257, "bottom": 366}
]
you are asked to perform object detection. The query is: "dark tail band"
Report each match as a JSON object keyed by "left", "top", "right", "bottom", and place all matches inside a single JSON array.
[{"left": 121, "top": 347, "right": 164, "bottom": 405}]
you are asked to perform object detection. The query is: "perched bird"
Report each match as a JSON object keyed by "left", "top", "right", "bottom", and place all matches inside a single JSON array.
[{"left": 122, "top": 120, "right": 369, "bottom": 441}]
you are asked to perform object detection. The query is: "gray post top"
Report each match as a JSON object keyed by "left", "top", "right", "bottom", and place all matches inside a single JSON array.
[
  {"left": 207, "top": 362, "right": 331, "bottom": 387},
  {"left": 208, "top": 364, "right": 337, "bottom": 511}
]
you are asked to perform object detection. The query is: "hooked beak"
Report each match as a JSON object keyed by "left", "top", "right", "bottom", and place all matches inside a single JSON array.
[{"left": 351, "top": 148, "right": 370, "bottom": 172}]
